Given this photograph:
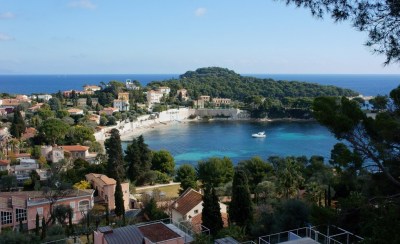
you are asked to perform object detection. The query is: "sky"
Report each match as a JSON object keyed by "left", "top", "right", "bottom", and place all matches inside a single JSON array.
[{"left": 0, "top": 0, "right": 399, "bottom": 74}]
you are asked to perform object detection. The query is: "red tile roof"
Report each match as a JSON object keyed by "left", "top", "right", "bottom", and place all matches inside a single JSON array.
[
  {"left": 0, "top": 159, "right": 10, "bottom": 166},
  {"left": 138, "top": 223, "right": 180, "bottom": 242},
  {"left": 171, "top": 188, "right": 203, "bottom": 216},
  {"left": 61, "top": 145, "right": 89, "bottom": 152}
]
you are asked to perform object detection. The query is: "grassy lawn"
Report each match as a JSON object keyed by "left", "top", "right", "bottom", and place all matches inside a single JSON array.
[{"left": 135, "top": 183, "right": 181, "bottom": 199}]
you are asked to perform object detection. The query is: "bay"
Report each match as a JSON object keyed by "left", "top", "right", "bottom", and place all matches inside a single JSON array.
[{"left": 121, "top": 120, "right": 338, "bottom": 166}]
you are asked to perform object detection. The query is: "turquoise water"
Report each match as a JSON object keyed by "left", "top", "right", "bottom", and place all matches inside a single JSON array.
[{"left": 121, "top": 121, "right": 338, "bottom": 166}]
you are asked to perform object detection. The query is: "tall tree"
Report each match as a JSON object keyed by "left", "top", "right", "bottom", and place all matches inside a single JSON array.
[
  {"left": 41, "top": 217, "right": 46, "bottom": 240},
  {"left": 229, "top": 169, "right": 253, "bottom": 228},
  {"left": 151, "top": 149, "right": 175, "bottom": 176},
  {"left": 114, "top": 180, "right": 125, "bottom": 219},
  {"left": 39, "top": 118, "right": 69, "bottom": 145},
  {"left": 137, "top": 135, "right": 152, "bottom": 170},
  {"left": 35, "top": 212, "right": 40, "bottom": 236},
  {"left": 105, "top": 129, "right": 125, "bottom": 181},
  {"left": 175, "top": 164, "right": 198, "bottom": 194},
  {"left": 197, "top": 157, "right": 234, "bottom": 187},
  {"left": 10, "top": 108, "right": 26, "bottom": 139},
  {"left": 125, "top": 138, "right": 141, "bottom": 182},
  {"left": 202, "top": 186, "right": 223, "bottom": 235},
  {"left": 48, "top": 97, "right": 62, "bottom": 111}
]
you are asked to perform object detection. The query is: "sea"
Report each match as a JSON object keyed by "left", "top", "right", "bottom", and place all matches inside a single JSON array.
[{"left": 1, "top": 73, "right": 399, "bottom": 165}]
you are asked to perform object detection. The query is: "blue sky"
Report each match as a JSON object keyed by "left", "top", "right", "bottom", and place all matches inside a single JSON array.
[{"left": 0, "top": 0, "right": 399, "bottom": 74}]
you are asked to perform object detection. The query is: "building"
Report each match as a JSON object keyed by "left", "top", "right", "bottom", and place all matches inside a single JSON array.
[
  {"left": 27, "top": 103, "right": 44, "bottom": 112},
  {"left": 0, "top": 190, "right": 94, "bottom": 231},
  {"left": 85, "top": 173, "right": 130, "bottom": 210},
  {"left": 83, "top": 85, "right": 101, "bottom": 93},
  {"left": 147, "top": 90, "right": 164, "bottom": 105},
  {"left": 0, "top": 159, "right": 11, "bottom": 172},
  {"left": 12, "top": 161, "right": 39, "bottom": 182},
  {"left": 158, "top": 86, "right": 171, "bottom": 95},
  {"left": 94, "top": 222, "right": 187, "bottom": 244},
  {"left": 126, "top": 79, "right": 140, "bottom": 90},
  {"left": 100, "top": 107, "right": 119, "bottom": 116},
  {"left": 176, "top": 89, "right": 189, "bottom": 101},
  {"left": 89, "top": 114, "right": 101, "bottom": 124},
  {"left": 212, "top": 98, "right": 231, "bottom": 107},
  {"left": 193, "top": 99, "right": 205, "bottom": 109},
  {"left": 61, "top": 145, "right": 90, "bottom": 160},
  {"left": 113, "top": 99, "right": 130, "bottom": 112},
  {"left": 117, "top": 92, "right": 129, "bottom": 101},
  {"left": 33, "top": 94, "right": 52, "bottom": 101},
  {"left": 199, "top": 95, "right": 210, "bottom": 102},
  {"left": 170, "top": 188, "right": 227, "bottom": 224},
  {"left": 41, "top": 145, "right": 65, "bottom": 163},
  {"left": 67, "top": 108, "right": 84, "bottom": 116},
  {"left": 77, "top": 98, "right": 88, "bottom": 106}
]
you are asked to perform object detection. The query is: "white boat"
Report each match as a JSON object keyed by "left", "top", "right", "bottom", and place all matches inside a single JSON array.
[{"left": 252, "top": 131, "right": 266, "bottom": 138}]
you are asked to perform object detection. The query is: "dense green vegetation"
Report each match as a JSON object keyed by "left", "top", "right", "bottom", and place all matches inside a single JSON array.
[{"left": 148, "top": 67, "right": 357, "bottom": 101}]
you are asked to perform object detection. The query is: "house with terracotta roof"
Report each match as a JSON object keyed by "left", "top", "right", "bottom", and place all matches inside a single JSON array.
[
  {"left": 41, "top": 145, "right": 65, "bottom": 163},
  {"left": 61, "top": 145, "right": 90, "bottom": 159},
  {"left": 170, "top": 188, "right": 228, "bottom": 224},
  {"left": 0, "top": 189, "right": 94, "bottom": 231},
  {"left": 94, "top": 221, "right": 187, "bottom": 244},
  {"left": 83, "top": 85, "right": 101, "bottom": 92},
  {"left": 27, "top": 103, "right": 44, "bottom": 112},
  {"left": 113, "top": 99, "right": 130, "bottom": 111},
  {"left": 117, "top": 92, "right": 129, "bottom": 101},
  {"left": 85, "top": 173, "right": 130, "bottom": 211},
  {"left": 100, "top": 107, "right": 119, "bottom": 116}
]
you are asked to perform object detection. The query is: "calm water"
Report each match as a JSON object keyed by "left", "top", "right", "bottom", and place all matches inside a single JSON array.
[
  {"left": 121, "top": 120, "right": 338, "bottom": 166},
  {"left": 0, "top": 74, "right": 399, "bottom": 96}
]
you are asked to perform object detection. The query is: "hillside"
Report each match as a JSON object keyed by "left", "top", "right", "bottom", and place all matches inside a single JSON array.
[{"left": 147, "top": 67, "right": 358, "bottom": 101}]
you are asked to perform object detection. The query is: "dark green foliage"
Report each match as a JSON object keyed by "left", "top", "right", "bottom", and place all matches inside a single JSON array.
[
  {"left": 125, "top": 135, "right": 152, "bottom": 185},
  {"left": 151, "top": 149, "right": 175, "bottom": 176},
  {"left": 143, "top": 198, "right": 169, "bottom": 221},
  {"left": 35, "top": 212, "right": 40, "bottom": 236},
  {"left": 369, "top": 95, "right": 388, "bottom": 111},
  {"left": 237, "top": 157, "right": 273, "bottom": 192},
  {"left": 41, "top": 217, "right": 46, "bottom": 240},
  {"left": 39, "top": 118, "right": 69, "bottom": 145},
  {"left": 175, "top": 164, "right": 198, "bottom": 194},
  {"left": 229, "top": 169, "right": 253, "bottom": 228},
  {"left": 65, "top": 125, "right": 95, "bottom": 145},
  {"left": 148, "top": 67, "right": 357, "bottom": 105},
  {"left": 52, "top": 205, "right": 72, "bottom": 226},
  {"left": 86, "top": 96, "right": 93, "bottom": 107},
  {"left": 48, "top": 97, "right": 62, "bottom": 111},
  {"left": 197, "top": 157, "right": 234, "bottom": 187},
  {"left": 114, "top": 180, "right": 125, "bottom": 217},
  {"left": 274, "top": 199, "right": 310, "bottom": 232},
  {"left": 202, "top": 186, "right": 223, "bottom": 235},
  {"left": 10, "top": 108, "right": 26, "bottom": 139},
  {"left": 105, "top": 129, "right": 125, "bottom": 181}
]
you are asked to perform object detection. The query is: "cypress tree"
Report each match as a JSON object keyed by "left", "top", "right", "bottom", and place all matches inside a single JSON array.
[
  {"left": 35, "top": 212, "right": 40, "bottom": 236},
  {"left": 10, "top": 108, "right": 26, "bottom": 139},
  {"left": 41, "top": 217, "right": 46, "bottom": 240},
  {"left": 137, "top": 135, "right": 152, "bottom": 171},
  {"left": 105, "top": 205, "right": 110, "bottom": 225},
  {"left": 68, "top": 208, "right": 74, "bottom": 235},
  {"left": 202, "top": 186, "right": 223, "bottom": 235},
  {"left": 114, "top": 180, "right": 125, "bottom": 218},
  {"left": 229, "top": 169, "right": 253, "bottom": 228},
  {"left": 124, "top": 138, "right": 141, "bottom": 182},
  {"left": 19, "top": 219, "right": 23, "bottom": 232},
  {"left": 105, "top": 129, "right": 125, "bottom": 181}
]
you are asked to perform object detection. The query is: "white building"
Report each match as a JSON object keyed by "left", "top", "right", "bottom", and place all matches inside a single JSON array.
[
  {"left": 33, "top": 94, "right": 52, "bottom": 101},
  {"left": 113, "top": 99, "right": 130, "bottom": 111},
  {"left": 126, "top": 79, "right": 140, "bottom": 90},
  {"left": 158, "top": 86, "right": 171, "bottom": 95},
  {"left": 146, "top": 90, "right": 164, "bottom": 105}
]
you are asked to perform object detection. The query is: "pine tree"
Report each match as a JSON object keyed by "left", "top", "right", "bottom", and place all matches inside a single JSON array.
[
  {"left": 86, "top": 96, "right": 93, "bottom": 107},
  {"left": 105, "top": 129, "right": 125, "bottom": 181},
  {"left": 114, "top": 180, "right": 125, "bottom": 218},
  {"left": 10, "top": 108, "right": 26, "bottom": 139},
  {"left": 229, "top": 169, "right": 253, "bottom": 228},
  {"left": 41, "top": 217, "right": 46, "bottom": 240},
  {"left": 202, "top": 186, "right": 223, "bottom": 235},
  {"left": 137, "top": 135, "right": 152, "bottom": 171},
  {"left": 125, "top": 138, "right": 141, "bottom": 182},
  {"left": 35, "top": 212, "right": 40, "bottom": 236}
]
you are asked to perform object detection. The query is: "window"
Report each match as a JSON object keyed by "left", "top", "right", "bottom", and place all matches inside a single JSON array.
[
  {"left": 1, "top": 211, "right": 12, "bottom": 225},
  {"left": 78, "top": 200, "right": 90, "bottom": 212},
  {"left": 16, "top": 208, "right": 27, "bottom": 222},
  {"left": 70, "top": 202, "right": 75, "bottom": 209},
  {"left": 194, "top": 209, "right": 199, "bottom": 214},
  {"left": 37, "top": 207, "right": 43, "bottom": 215}
]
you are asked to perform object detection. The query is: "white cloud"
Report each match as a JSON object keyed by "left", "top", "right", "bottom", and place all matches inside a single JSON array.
[
  {"left": 195, "top": 7, "right": 207, "bottom": 17},
  {"left": 69, "top": 0, "right": 97, "bottom": 10},
  {"left": 0, "top": 33, "right": 14, "bottom": 41},
  {"left": 0, "top": 12, "right": 15, "bottom": 19}
]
